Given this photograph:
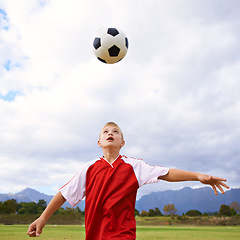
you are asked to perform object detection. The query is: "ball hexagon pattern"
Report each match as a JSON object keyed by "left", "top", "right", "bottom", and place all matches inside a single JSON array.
[{"left": 93, "top": 27, "right": 128, "bottom": 64}]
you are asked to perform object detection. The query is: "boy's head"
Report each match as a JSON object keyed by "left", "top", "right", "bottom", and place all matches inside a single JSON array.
[
  {"left": 99, "top": 122, "right": 124, "bottom": 139},
  {"left": 98, "top": 122, "right": 125, "bottom": 150}
]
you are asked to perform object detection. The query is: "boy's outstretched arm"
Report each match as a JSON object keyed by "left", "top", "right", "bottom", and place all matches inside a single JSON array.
[
  {"left": 158, "top": 169, "right": 229, "bottom": 195},
  {"left": 27, "top": 191, "right": 66, "bottom": 237}
]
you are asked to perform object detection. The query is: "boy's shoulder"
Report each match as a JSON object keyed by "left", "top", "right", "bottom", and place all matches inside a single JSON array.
[
  {"left": 121, "top": 155, "right": 143, "bottom": 161},
  {"left": 80, "top": 157, "right": 102, "bottom": 170},
  {"left": 121, "top": 155, "right": 147, "bottom": 167}
]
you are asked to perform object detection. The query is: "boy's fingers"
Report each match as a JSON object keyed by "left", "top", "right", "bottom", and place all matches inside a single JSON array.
[
  {"left": 211, "top": 185, "right": 217, "bottom": 195},
  {"left": 27, "top": 226, "right": 36, "bottom": 237},
  {"left": 36, "top": 227, "right": 42, "bottom": 237},
  {"left": 216, "top": 184, "right": 224, "bottom": 194},
  {"left": 220, "top": 182, "right": 229, "bottom": 189},
  {"left": 27, "top": 224, "right": 42, "bottom": 237},
  {"left": 215, "top": 177, "right": 226, "bottom": 181},
  {"left": 37, "top": 224, "right": 44, "bottom": 236},
  {"left": 27, "top": 230, "right": 36, "bottom": 237}
]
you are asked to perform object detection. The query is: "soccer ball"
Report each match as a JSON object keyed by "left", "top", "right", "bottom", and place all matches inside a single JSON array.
[{"left": 93, "top": 27, "right": 129, "bottom": 64}]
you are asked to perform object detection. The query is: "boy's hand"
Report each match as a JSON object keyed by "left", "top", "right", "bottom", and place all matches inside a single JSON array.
[
  {"left": 27, "top": 217, "right": 46, "bottom": 237},
  {"left": 198, "top": 174, "right": 229, "bottom": 195}
]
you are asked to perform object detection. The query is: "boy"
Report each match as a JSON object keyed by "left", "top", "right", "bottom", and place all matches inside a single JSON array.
[{"left": 27, "top": 122, "right": 229, "bottom": 239}]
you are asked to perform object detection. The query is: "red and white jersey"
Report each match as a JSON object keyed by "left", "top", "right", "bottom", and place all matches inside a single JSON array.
[{"left": 60, "top": 155, "right": 169, "bottom": 240}]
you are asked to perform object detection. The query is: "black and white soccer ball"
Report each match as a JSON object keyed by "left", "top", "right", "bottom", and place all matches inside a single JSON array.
[{"left": 93, "top": 27, "right": 129, "bottom": 64}]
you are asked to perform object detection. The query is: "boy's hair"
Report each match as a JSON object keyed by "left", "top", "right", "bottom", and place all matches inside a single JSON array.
[{"left": 99, "top": 122, "right": 124, "bottom": 140}]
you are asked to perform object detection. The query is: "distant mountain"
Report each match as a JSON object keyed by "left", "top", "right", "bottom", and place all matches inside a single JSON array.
[
  {"left": 0, "top": 188, "right": 85, "bottom": 210},
  {"left": 1, "top": 187, "right": 239, "bottom": 214},
  {"left": 0, "top": 188, "right": 54, "bottom": 203},
  {"left": 136, "top": 187, "right": 240, "bottom": 214}
]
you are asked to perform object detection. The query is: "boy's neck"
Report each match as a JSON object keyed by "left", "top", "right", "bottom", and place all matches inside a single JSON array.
[{"left": 102, "top": 150, "right": 120, "bottom": 164}]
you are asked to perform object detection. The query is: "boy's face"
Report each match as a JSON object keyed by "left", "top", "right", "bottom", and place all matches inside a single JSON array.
[{"left": 98, "top": 125, "right": 125, "bottom": 150}]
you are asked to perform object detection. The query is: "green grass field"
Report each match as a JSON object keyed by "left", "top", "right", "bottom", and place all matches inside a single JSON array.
[{"left": 0, "top": 225, "right": 239, "bottom": 240}]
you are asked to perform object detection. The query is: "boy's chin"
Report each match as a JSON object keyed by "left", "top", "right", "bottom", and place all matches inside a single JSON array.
[{"left": 103, "top": 143, "right": 121, "bottom": 149}]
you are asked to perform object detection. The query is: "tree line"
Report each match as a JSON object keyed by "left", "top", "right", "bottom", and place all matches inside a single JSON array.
[
  {"left": 0, "top": 199, "right": 84, "bottom": 216},
  {"left": 0, "top": 199, "right": 239, "bottom": 217},
  {"left": 137, "top": 202, "right": 240, "bottom": 217}
]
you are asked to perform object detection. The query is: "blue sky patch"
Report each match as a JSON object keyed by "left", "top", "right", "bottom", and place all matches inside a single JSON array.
[
  {"left": 3, "top": 60, "right": 11, "bottom": 71},
  {"left": 38, "top": 0, "right": 49, "bottom": 7},
  {"left": 0, "top": 9, "right": 9, "bottom": 30},
  {"left": 0, "top": 9, "right": 7, "bottom": 17},
  {"left": 3, "top": 59, "right": 27, "bottom": 71},
  {"left": 0, "top": 91, "right": 21, "bottom": 102}
]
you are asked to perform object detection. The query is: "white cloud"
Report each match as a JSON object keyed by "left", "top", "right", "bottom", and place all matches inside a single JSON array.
[{"left": 0, "top": 0, "right": 239, "bottom": 198}]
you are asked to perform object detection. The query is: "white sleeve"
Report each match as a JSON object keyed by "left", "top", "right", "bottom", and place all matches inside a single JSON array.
[
  {"left": 59, "top": 159, "right": 97, "bottom": 207},
  {"left": 123, "top": 156, "right": 169, "bottom": 187}
]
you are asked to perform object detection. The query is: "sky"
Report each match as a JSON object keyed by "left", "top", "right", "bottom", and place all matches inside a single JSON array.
[{"left": 0, "top": 0, "right": 239, "bottom": 200}]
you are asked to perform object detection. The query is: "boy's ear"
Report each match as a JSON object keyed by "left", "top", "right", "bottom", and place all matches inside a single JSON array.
[
  {"left": 98, "top": 140, "right": 102, "bottom": 147},
  {"left": 120, "top": 140, "right": 125, "bottom": 148}
]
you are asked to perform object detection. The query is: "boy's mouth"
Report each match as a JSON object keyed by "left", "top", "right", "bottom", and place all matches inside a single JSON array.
[{"left": 107, "top": 137, "right": 114, "bottom": 141}]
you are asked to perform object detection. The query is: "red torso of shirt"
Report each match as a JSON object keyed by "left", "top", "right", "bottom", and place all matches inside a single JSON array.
[{"left": 84, "top": 155, "right": 139, "bottom": 240}]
